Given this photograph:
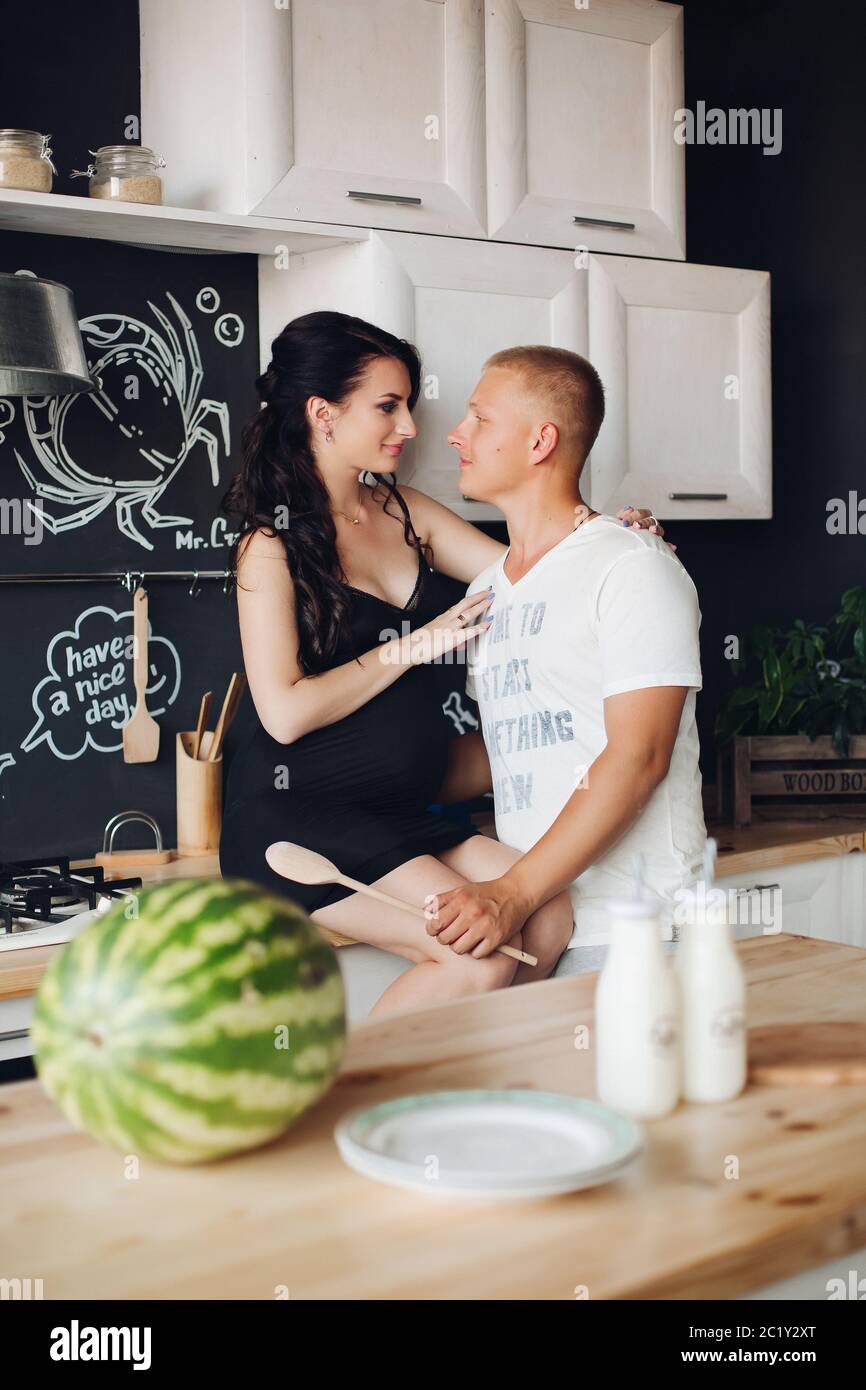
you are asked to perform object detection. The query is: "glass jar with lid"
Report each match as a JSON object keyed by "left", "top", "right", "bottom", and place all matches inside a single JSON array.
[
  {"left": 0, "top": 129, "right": 57, "bottom": 192},
  {"left": 70, "top": 145, "right": 166, "bottom": 205}
]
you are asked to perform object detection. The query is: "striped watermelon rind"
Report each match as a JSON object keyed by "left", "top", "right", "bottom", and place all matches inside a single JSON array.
[{"left": 31, "top": 877, "right": 346, "bottom": 1165}]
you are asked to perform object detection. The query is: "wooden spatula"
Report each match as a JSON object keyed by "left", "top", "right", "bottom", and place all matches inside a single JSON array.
[
  {"left": 265, "top": 840, "right": 537, "bottom": 966},
  {"left": 122, "top": 586, "right": 160, "bottom": 764},
  {"left": 209, "top": 672, "right": 246, "bottom": 761}
]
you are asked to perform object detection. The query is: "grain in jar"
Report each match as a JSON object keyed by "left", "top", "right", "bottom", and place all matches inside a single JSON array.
[
  {"left": 0, "top": 129, "right": 56, "bottom": 192},
  {"left": 70, "top": 145, "right": 166, "bottom": 205}
]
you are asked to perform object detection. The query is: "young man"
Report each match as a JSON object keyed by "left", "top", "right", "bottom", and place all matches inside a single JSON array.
[{"left": 426, "top": 346, "right": 707, "bottom": 961}]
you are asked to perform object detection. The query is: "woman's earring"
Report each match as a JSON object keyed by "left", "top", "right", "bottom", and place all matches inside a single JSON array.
[{"left": 325, "top": 426, "right": 334, "bottom": 442}]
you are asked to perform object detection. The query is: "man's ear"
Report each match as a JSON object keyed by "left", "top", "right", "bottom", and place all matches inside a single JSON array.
[{"left": 531, "top": 420, "right": 559, "bottom": 465}]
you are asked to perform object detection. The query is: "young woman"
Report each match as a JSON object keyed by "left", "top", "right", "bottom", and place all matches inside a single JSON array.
[{"left": 219, "top": 311, "right": 663, "bottom": 1018}]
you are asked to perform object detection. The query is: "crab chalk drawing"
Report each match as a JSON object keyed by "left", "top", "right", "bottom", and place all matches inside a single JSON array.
[
  {"left": 0, "top": 399, "right": 14, "bottom": 444},
  {"left": 196, "top": 286, "right": 220, "bottom": 314},
  {"left": 6, "top": 291, "right": 236, "bottom": 551}
]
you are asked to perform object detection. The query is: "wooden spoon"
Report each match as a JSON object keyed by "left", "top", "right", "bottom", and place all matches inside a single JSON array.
[
  {"left": 122, "top": 586, "right": 160, "bottom": 764},
  {"left": 192, "top": 691, "right": 213, "bottom": 760},
  {"left": 265, "top": 840, "right": 537, "bottom": 966}
]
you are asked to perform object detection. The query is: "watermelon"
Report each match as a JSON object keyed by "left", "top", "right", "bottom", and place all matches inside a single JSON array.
[{"left": 31, "top": 877, "right": 346, "bottom": 1165}]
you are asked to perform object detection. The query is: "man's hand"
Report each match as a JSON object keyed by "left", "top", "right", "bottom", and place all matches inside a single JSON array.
[{"left": 424, "top": 878, "right": 529, "bottom": 958}]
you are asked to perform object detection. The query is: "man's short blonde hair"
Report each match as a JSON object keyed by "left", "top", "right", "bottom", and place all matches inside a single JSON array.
[{"left": 484, "top": 345, "right": 606, "bottom": 469}]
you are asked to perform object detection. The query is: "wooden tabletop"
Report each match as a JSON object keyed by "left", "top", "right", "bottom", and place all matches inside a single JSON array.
[{"left": 2, "top": 933, "right": 866, "bottom": 1300}]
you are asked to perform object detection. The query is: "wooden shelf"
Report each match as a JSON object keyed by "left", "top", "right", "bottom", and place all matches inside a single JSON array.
[{"left": 0, "top": 186, "right": 369, "bottom": 255}]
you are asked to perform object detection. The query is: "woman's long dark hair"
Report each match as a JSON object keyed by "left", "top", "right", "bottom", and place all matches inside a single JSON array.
[{"left": 221, "top": 311, "right": 433, "bottom": 675}]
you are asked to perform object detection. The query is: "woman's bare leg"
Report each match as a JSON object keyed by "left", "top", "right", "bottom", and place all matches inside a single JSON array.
[
  {"left": 309, "top": 853, "right": 522, "bottom": 1018},
  {"left": 436, "top": 836, "right": 574, "bottom": 985}
]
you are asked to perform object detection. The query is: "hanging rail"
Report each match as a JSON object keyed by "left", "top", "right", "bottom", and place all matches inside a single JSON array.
[{"left": 0, "top": 568, "right": 236, "bottom": 595}]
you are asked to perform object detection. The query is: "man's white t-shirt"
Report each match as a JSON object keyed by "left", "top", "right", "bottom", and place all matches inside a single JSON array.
[{"left": 464, "top": 514, "right": 706, "bottom": 947}]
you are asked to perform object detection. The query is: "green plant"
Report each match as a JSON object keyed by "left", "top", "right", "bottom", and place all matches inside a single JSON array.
[{"left": 715, "top": 587, "right": 866, "bottom": 756}]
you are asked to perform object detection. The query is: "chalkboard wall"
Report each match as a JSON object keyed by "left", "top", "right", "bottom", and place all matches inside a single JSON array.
[{"left": 0, "top": 231, "right": 260, "bottom": 859}]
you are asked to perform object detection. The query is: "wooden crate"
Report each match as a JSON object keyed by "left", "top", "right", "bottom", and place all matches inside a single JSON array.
[{"left": 728, "top": 735, "right": 866, "bottom": 826}]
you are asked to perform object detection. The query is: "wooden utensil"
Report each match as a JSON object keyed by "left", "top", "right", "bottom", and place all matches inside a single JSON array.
[
  {"left": 208, "top": 673, "right": 246, "bottom": 762},
  {"left": 747, "top": 1022, "right": 866, "bottom": 1085},
  {"left": 122, "top": 586, "right": 160, "bottom": 764},
  {"left": 192, "top": 691, "right": 213, "bottom": 760},
  {"left": 265, "top": 840, "right": 538, "bottom": 966}
]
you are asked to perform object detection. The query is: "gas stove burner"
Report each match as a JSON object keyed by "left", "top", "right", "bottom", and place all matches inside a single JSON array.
[
  {"left": 0, "top": 856, "right": 142, "bottom": 936},
  {"left": 2, "top": 872, "right": 85, "bottom": 917}
]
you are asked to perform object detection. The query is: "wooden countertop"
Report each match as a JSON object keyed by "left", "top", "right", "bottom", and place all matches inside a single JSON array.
[
  {"left": 1, "top": 818, "right": 864, "bottom": 1001},
  {"left": 2, "top": 933, "right": 866, "bottom": 1299},
  {"left": 708, "top": 817, "right": 866, "bottom": 877}
]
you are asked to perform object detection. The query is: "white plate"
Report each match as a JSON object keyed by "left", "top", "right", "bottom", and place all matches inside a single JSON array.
[{"left": 333, "top": 1088, "right": 644, "bottom": 1201}]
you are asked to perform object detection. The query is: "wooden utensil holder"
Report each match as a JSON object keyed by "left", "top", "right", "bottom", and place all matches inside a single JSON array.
[{"left": 176, "top": 731, "right": 222, "bottom": 853}]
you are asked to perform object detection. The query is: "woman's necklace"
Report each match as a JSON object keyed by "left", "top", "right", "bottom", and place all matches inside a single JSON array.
[{"left": 334, "top": 481, "right": 363, "bottom": 525}]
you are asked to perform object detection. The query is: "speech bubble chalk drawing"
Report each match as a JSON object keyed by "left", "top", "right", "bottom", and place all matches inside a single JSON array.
[{"left": 20, "top": 602, "right": 181, "bottom": 761}]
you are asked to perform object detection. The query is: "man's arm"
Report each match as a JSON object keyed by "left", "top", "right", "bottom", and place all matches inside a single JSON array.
[
  {"left": 434, "top": 731, "right": 492, "bottom": 804},
  {"left": 427, "top": 685, "right": 688, "bottom": 954},
  {"left": 501, "top": 685, "right": 688, "bottom": 913}
]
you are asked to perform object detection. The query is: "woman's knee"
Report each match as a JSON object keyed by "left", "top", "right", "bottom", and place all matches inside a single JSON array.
[
  {"left": 434, "top": 929, "right": 523, "bottom": 993},
  {"left": 527, "top": 889, "right": 575, "bottom": 946},
  {"left": 516, "top": 892, "right": 573, "bottom": 982}
]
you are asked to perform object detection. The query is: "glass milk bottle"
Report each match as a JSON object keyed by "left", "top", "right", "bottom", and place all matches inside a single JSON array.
[
  {"left": 594, "top": 898, "right": 680, "bottom": 1118},
  {"left": 675, "top": 883, "right": 746, "bottom": 1102}
]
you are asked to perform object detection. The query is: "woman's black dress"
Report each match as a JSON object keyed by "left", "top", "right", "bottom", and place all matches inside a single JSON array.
[{"left": 219, "top": 534, "right": 478, "bottom": 915}]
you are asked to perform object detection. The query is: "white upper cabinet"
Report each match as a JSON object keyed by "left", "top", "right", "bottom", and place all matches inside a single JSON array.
[
  {"left": 141, "top": 0, "right": 487, "bottom": 237},
  {"left": 584, "top": 254, "right": 772, "bottom": 520},
  {"left": 259, "top": 231, "right": 588, "bottom": 522},
  {"left": 140, "top": 0, "right": 684, "bottom": 256},
  {"left": 259, "top": 234, "right": 771, "bottom": 523},
  {"left": 484, "top": 0, "right": 685, "bottom": 257}
]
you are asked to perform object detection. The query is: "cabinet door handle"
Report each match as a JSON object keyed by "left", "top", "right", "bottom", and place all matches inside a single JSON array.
[
  {"left": 572, "top": 214, "right": 636, "bottom": 231},
  {"left": 668, "top": 492, "right": 730, "bottom": 501},
  {"left": 734, "top": 882, "right": 781, "bottom": 896},
  {"left": 347, "top": 190, "right": 423, "bottom": 206}
]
